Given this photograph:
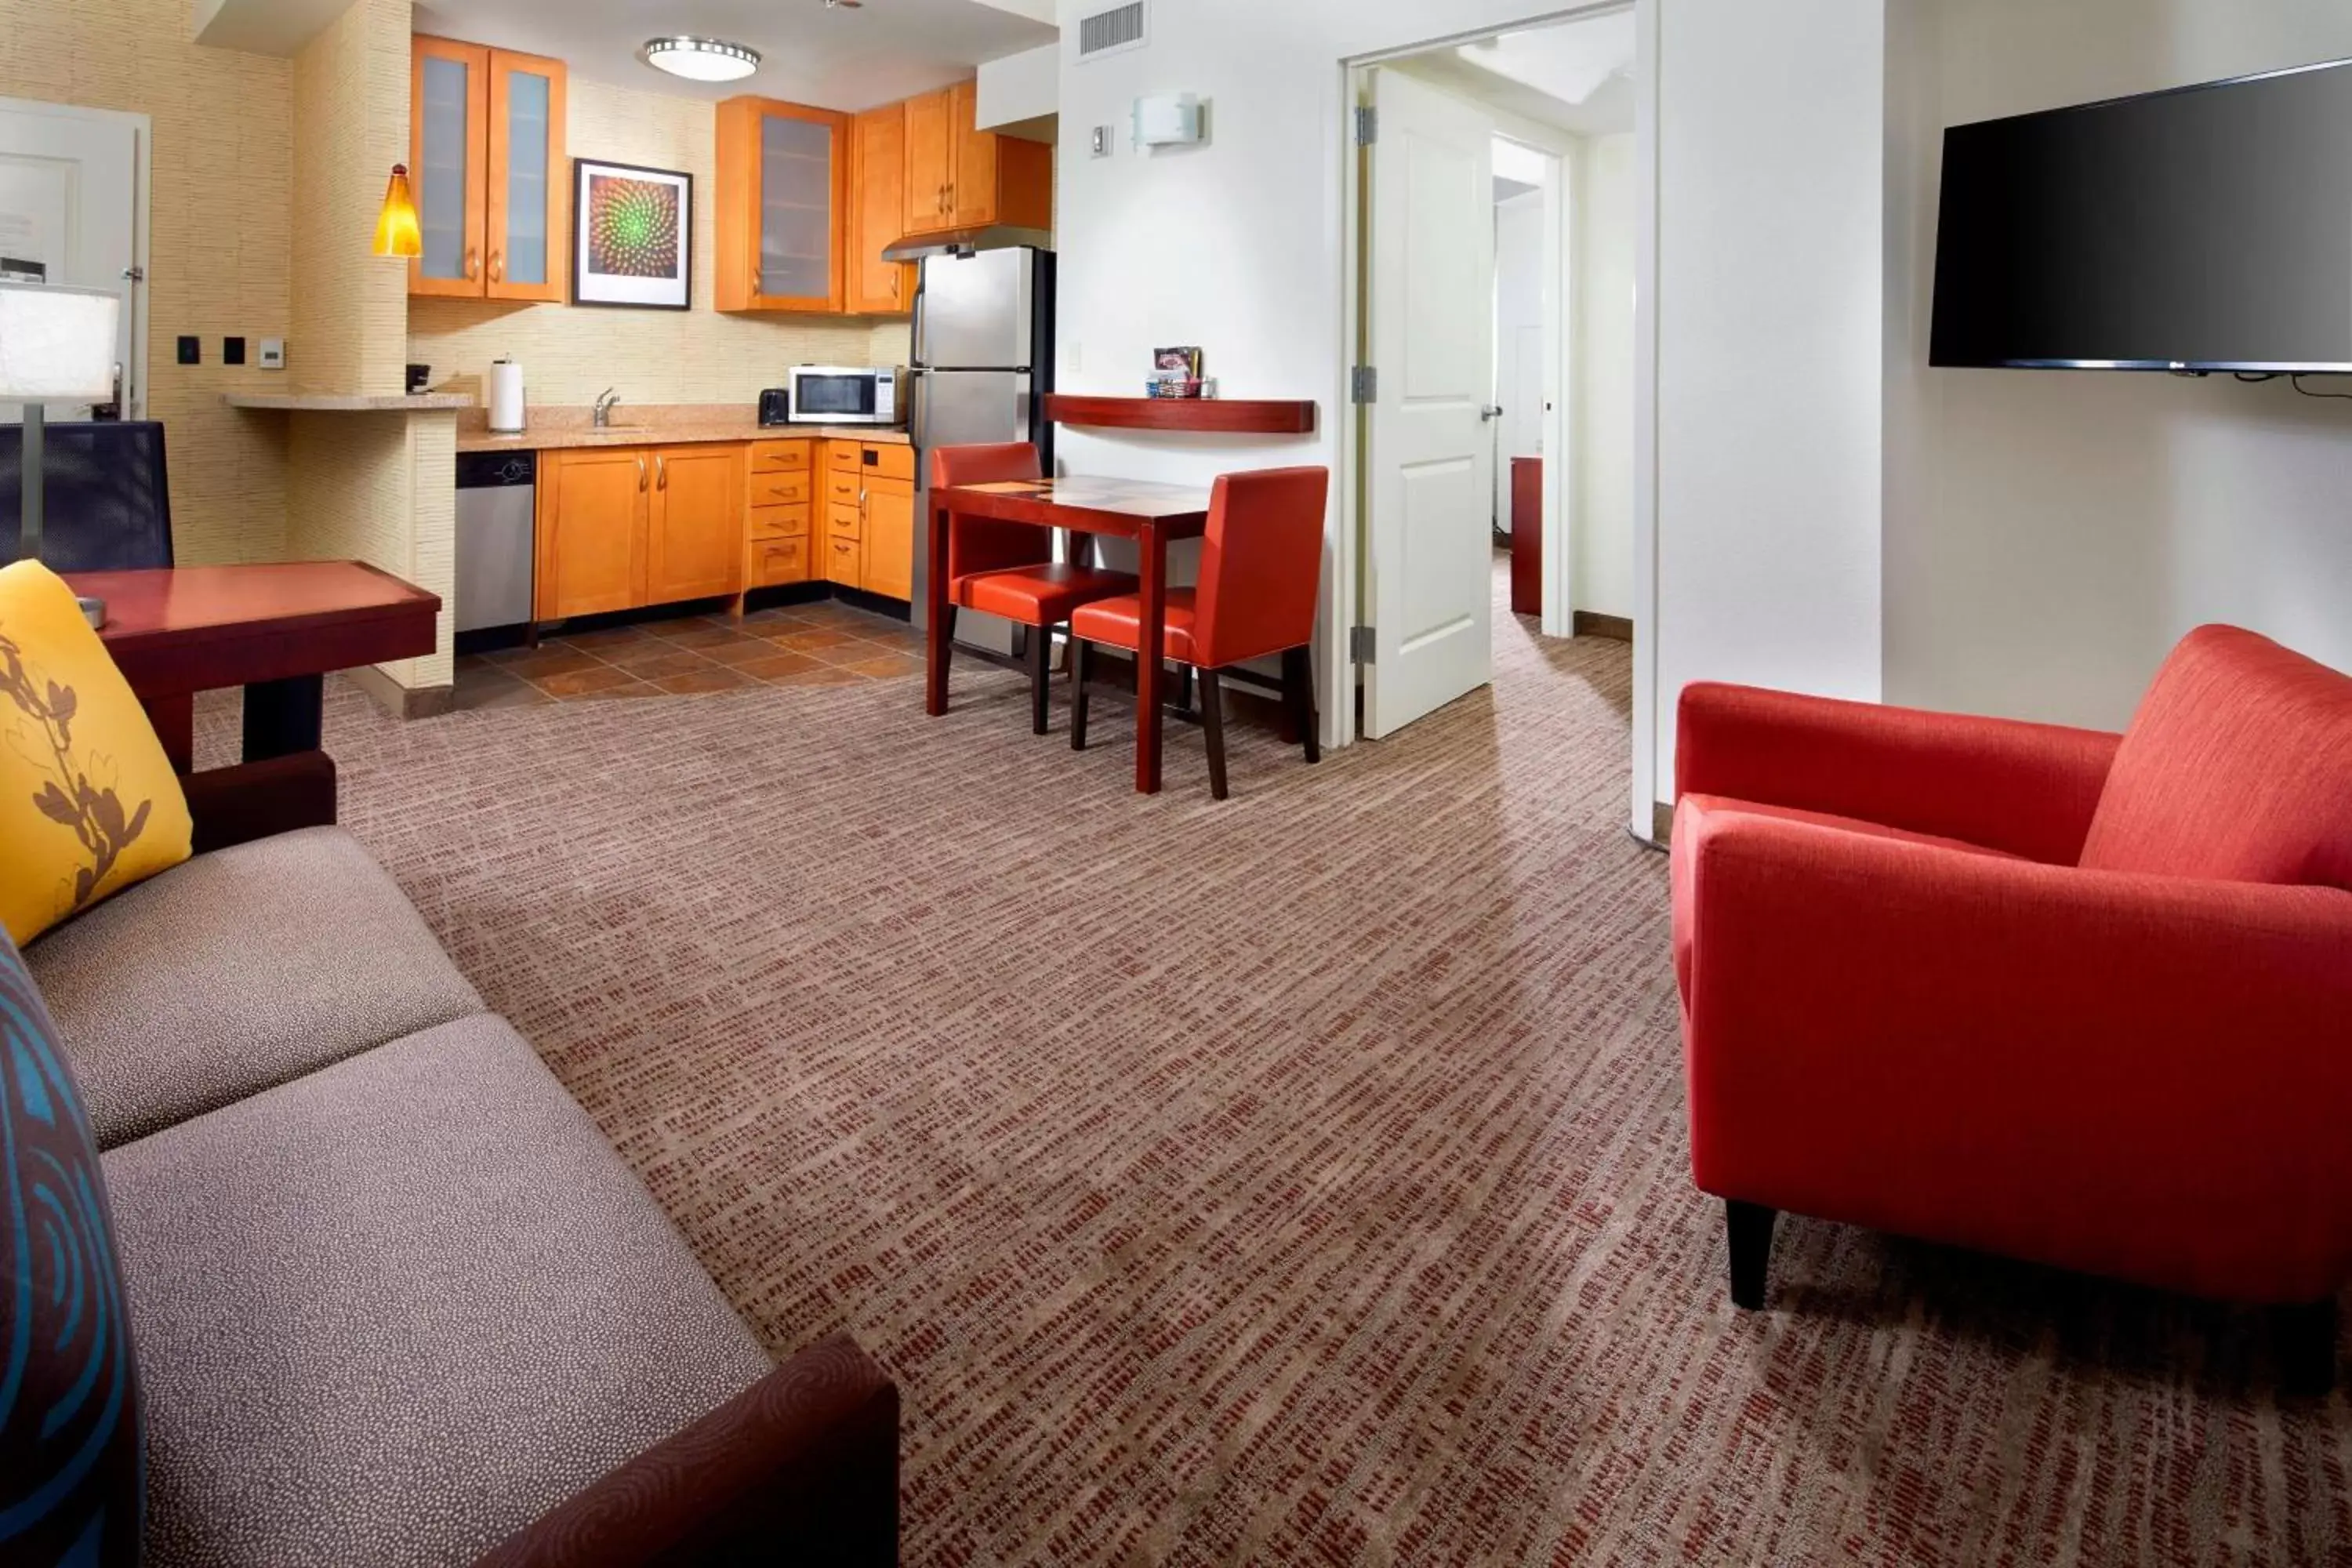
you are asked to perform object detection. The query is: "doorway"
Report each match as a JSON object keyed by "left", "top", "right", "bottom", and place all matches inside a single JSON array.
[
  {"left": 1344, "top": 6, "right": 1642, "bottom": 746},
  {"left": 0, "top": 96, "right": 149, "bottom": 423}
]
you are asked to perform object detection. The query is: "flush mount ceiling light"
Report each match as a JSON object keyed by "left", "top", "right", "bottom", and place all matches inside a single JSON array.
[{"left": 640, "top": 36, "right": 761, "bottom": 82}]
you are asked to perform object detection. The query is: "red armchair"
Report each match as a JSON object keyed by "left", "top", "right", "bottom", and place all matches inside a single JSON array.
[{"left": 1671, "top": 626, "right": 2352, "bottom": 1391}]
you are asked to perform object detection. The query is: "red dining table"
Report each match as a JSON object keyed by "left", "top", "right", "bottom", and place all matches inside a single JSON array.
[{"left": 927, "top": 476, "right": 1214, "bottom": 794}]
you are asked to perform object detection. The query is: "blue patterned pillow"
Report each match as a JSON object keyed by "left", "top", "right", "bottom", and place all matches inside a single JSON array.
[{"left": 0, "top": 926, "right": 141, "bottom": 1565}]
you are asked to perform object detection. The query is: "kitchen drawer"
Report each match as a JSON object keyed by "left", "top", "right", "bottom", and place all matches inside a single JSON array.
[
  {"left": 823, "top": 441, "right": 862, "bottom": 474},
  {"left": 749, "top": 471, "right": 812, "bottom": 508},
  {"left": 824, "top": 470, "right": 861, "bottom": 506},
  {"left": 748, "top": 503, "right": 810, "bottom": 541},
  {"left": 823, "top": 534, "right": 861, "bottom": 585},
  {"left": 827, "top": 502, "right": 862, "bottom": 540},
  {"left": 747, "top": 535, "right": 809, "bottom": 587},
  {"left": 750, "top": 441, "right": 811, "bottom": 474},
  {"left": 866, "top": 443, "right": 916, "bottom": 482}
]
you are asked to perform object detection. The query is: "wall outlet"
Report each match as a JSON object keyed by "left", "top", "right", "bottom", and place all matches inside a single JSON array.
[
  {"left": 223, "top": 336, "right": 246, "bottom": 366},
  {"left": 176, "top": 335, "right": 200, "bottom": 365},
  {"left": 258, "top": 338, "right": 285, "bottom": 370}
]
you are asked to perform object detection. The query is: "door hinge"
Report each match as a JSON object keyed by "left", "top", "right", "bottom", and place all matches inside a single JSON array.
[
  {"left": 1354, "top": 105, "right": 1378, "bottom": 146},
  {"left": 1350, "top": 626, "right": 1377, "bottom": 664},
  {"left": 1351, "top": 366, "right": 1377, "bottom": 405}
]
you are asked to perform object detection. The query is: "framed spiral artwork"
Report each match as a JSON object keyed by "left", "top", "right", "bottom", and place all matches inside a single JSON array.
[{"left": 572, "top": 158, "right": 693, "bottom": 309}]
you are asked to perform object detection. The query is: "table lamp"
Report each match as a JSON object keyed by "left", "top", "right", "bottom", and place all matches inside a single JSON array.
[{"left": 0, "top": 281, "right": 123, "bottom": 627}]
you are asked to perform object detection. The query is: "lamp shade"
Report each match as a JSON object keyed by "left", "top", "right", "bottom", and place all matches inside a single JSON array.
[
  {"left": 0, "top": 283, "right": 120, "bottom": 402},
  {"left": 374, "top": 163, "right": 422, "bottom": 259}
]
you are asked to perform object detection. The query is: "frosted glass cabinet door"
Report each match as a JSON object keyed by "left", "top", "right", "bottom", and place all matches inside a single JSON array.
[
  {"left": 758, "top": 113, "right": 835, "bottom": 303},
  {"left": 487, "top": 49, "right": 567, "bottom": 302},
  {"left": 412, "top": 37, "right": 488, "bottom": 298}
]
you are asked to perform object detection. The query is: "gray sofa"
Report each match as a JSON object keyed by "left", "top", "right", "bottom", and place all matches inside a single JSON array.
[{"left": 22, "top": 753, "right": 898, "bottom": 1567}]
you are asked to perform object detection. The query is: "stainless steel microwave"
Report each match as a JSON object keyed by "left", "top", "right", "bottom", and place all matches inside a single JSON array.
[{"left": 785, "top": 365, "right": 905, "bottom": 426}]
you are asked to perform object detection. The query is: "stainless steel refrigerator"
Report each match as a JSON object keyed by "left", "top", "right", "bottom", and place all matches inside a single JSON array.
[{"left": 906, "top": 245, "right": 1055, "bottom": 642}]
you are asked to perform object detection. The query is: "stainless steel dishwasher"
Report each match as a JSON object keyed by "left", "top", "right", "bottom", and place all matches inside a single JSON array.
[{"left": 455, "top": 451, "right": 535, "bottom": 633}]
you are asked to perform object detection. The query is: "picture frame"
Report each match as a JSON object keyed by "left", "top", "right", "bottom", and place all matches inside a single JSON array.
[{"left": 572, "top": 158, "right": 692, "bottom": 310}]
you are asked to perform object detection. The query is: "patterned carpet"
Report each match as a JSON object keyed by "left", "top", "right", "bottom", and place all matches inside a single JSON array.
[{"left": 197, "top": 564, "right": 2349, "bottom": 1565}]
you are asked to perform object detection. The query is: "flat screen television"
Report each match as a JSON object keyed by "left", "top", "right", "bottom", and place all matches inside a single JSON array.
[{"left": 1930, "top": 56, "right": 2352, "bottom": 372}]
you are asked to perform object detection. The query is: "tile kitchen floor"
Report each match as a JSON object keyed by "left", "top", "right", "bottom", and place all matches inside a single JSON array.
[{"left": 455, "top": 601, "right": 926, "bottom": 710}]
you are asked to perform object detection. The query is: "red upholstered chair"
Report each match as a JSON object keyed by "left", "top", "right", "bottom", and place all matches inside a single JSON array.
[
  {"left": 1671, "top": 626, "right": 2352, "bottom": 1390},
  {"left": 934, "top": 442, "right": 1137, "bottom": 734},
  {"left": 1068, "top": 466, "right": 1330, "bottom": 800}
]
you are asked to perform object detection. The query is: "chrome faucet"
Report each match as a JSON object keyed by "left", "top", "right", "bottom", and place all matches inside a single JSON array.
[{"left": 593, "top": 387, "right": 621, "bottom": 428}]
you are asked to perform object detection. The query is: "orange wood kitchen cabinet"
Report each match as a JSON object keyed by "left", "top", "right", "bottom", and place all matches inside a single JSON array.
[
  {"left": 862, "top": 469, "right": 916, "bottom": 601},
  {"left": 535, "top": 448, "right": 647, "bottom": 620},
  {"left": 646, "top": 446, "right": 746, "bottom": 606},
  {"left": 538, "top": 444, "right": 742, "bottom": 622},
  {"left": 903, "top": 89, "right": 955, "bottom": 237},
  {"left": 742, "top": 439, "right": 813, "bottom": 603},
  {"left": 410, "top": 38, "right": 567, "bottom": 301},
  {"left": 902, "top": 81, "right": 1052, "bottom": 239},
  {"left": 716, "top": 98, "right": 851, "bottom": 314},
  {"left": 848, "top": 104, "right": 916, "bottom": 315}
]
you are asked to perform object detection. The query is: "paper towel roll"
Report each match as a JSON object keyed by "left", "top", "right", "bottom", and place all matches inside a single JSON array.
[{"left": 488, "top": 359, "right": 525, "bottom": 433}]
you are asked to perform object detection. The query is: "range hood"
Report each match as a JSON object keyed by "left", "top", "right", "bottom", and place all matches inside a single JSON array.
[{"left": 882, "top": 223, "right": 1053, "bottom": 263}]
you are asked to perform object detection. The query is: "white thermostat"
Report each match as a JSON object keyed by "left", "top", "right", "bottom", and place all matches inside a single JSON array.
[{"left": 1132, "top": 93, "right": 1203, "bottom": 150}]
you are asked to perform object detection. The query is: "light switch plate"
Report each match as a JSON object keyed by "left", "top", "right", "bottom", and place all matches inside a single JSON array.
[
  {"left": 1091, "top": 125, "right": 1112, "bottom": 158},
  {"left": 258, "top": 338, "right": 285, "bottom": 370}
]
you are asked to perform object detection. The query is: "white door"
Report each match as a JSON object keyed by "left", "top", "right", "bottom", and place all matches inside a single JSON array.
[
  {"left": 1363, "top": 69, "right": 1496, "bottom": 739},
  {"left": 1494, "top": 189, "right": 1546, "bottom": 532},
  {"left": 0, "top": 99, "right": 143, "bottom": 423}
]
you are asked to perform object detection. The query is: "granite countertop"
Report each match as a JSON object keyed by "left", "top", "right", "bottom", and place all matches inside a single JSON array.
[
  {"left": 456, "top": 403, "right": 912, "bottom": 454},
  {"left": 226, "top": 391, "right": 475, "bottom": 412}
]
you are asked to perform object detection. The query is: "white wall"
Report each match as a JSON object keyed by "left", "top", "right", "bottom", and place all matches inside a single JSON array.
[
  {"left": 978, "top": 42, "right": 1058, "bottom": 130},
  {"left": 1052, "top": 0, "right": 1634, "bottom": 739},
  {"left": 1886, "top": 0, "right": 2352, "bottom": 728},
  {"left": 1652, "top": 0, "right": 1892, "bottom": 792},
  {"left": 1573, "top": 131, "right": 1635, "bottom": 620},
  {"left": 1055, "top": 0, "right": 1898, "bottom": 801}
]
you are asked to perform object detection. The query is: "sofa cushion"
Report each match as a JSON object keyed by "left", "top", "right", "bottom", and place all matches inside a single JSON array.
[
  {"left": 0, "top": 926, "right": 142, "bottom": 1566},
  {"left": 2081, "top": 625, "right": 2352, "bottom": 889},
  {"left": 24, "top": 826, "right": 484, "bottom": 1149},
  {"left": 102, "top": 1013, "right": 775, "bottom": 1568}
]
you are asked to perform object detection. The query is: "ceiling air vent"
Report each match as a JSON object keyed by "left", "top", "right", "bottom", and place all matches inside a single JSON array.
[{"left": 1077, "top": 1, "right": 1147, "bottom": 60}]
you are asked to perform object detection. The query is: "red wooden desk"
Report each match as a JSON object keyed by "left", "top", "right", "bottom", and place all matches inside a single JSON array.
[
  {"left": 64, "top": 561, "right": 441, "bottom": 773},
  {"left": 927, "top": 477, "right": 1214, "bottom": 795}
]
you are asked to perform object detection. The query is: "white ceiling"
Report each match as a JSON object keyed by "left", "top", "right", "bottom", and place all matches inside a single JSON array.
[
  {"left": 1406, "top": 8, "right": 1638, "bottom": 139},
  {"left": 409, "top": 0, "right": 1058, "bottom": 110}
]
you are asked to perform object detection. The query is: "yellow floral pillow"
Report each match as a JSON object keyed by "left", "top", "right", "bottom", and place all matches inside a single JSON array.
[{"left": 0, "top": 561, "right": 192, "bottom": 945}]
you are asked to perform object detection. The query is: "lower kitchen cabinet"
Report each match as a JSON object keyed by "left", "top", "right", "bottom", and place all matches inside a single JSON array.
[
  {"left": 816, "top": 439, "right": 916, "bottom": 597},
  {"left": 862, "top": 474, "right": 915, "bottom": 600},
  {"left": 535, "top": 447, "right": 646, "bottom": 620},
  {"left": 534, "top": 436, "right": 912, "bottom": 626},
  {"left": 647, "top": 445, "right": 746, "bottom": 604},
  {"left": 535, "top": 444, "right": 743, "bottom": 621}
]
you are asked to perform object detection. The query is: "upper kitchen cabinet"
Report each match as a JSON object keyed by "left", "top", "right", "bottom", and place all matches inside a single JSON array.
[
  {"left": 901, "top": 80, "right": 1051, "bottom": 238},
  {"left": 409, "top": 37, "right": 568, "bottom": 301},
  {"left": 716, "top": 97, "right": 851, "bottom": 314},
  {"left": 848, "top": 104, "right": 915, "bottom": 316}
]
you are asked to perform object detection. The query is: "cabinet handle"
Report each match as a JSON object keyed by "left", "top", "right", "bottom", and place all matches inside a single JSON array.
[
  {"left": 466, "top": 245, "right": 480, "bottom": 281},
  {"left": 488, "top": 249, "right": 503, "bottom": 283},
  {"left": 656, "top": 455, "right": 668, "bottom": 490},
  {"left": 637, "top": 456, "right": 648, "bottom": 492}
]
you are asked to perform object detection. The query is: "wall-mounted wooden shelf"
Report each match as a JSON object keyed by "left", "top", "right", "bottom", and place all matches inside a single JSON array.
[{"left": 1044, "top": 395, "right": 1318, "bottom": 435}]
